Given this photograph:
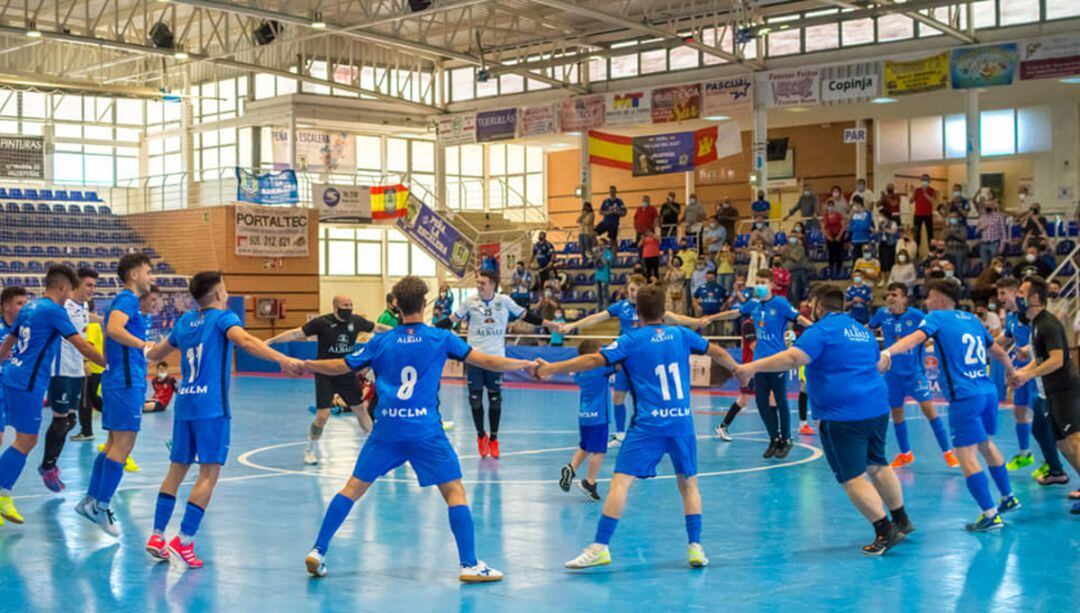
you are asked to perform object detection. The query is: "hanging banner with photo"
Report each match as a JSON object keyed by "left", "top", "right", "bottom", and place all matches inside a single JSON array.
[
  {"left": 605, "top": 90, "right": 652, "bottom": 125},
  {"left": 234, "top": 204, "right": 309, "bottom": 257},
  {"left": 765, "top": 69, "right": 821, "bottom": 107},
  {"left": 630, "top": 124, "right": 740, "bottom": 177},
  {"left": 884, "top": 52, "right": 949, "bottom": 95},
  {"left": 651, "top": 84, "right": 701, "bottom": 123},
  {"left": 820, "top": 63, "right": 879, "bottom": 105},
  {"left": 518, "top": 105, "right": 557, "bottom": 137},
  {"left": 270, "top": 129, "right": 355, "bottom": 172},
  {"left": 370, "top": 184, "right": 409, "bottom": 220},
  {"left": 475, "top": 108, "right": 518, "bottom": 142},
  {"left": 396, "top": 197, "right": 475, "bottom": 278},
  {"left": 436, "top": 113, "right": 477, "bottom": 146},
  {"left": 0, "top": 135, "right": 45, "bottom": 179},
  {"left": 701, "top": 77, "right": 754, "bottom": 116},
  {"left": 1019, "top": 36, "right": 1080, "bottom": 81},
  {"left": 559, "top": 95, "right": 605, "bottom": 132},
  {"left": 950, "top": 43, "right": 1018, "bottom": 89},
  {"left": 313, "top": 183, "right": 371, "bottom": 222},
  {"left": 235, "top": 168, "right": 299, "bottom": 205}
]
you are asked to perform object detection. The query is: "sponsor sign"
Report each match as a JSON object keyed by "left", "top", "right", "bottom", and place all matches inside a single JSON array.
[
  {"left": 234, "top": 204, "right": 309, "bottom": 257},
  {"left": 765, "top": 70, "right": 821, "bottom": 107},
  {"left": 235, "top": 168, "right": 299, "bottom": 205},
  {"left": 270, "top": 129, "right": 355, "bottom": 172},
  {"left": 559, "top": 95, "right": 605, "bottom": 131},
  {"left": 820, "top": 63, "right": 879, "bottom": 104},
  {"left": 0, "top": 135, "right": 44, "bottom": 179},
  {"left": 519, "top": 105, "right": 557, "bottom": 137},
  {"left": 701, "top": 77, "right": 754, "bottom": 115},
  {"left": 884, "top": 52, "right": 950, "bottom": 95},
  {"left": 951, "top": 43, "right": 1017, "bottom": 89},
  {"left": 844, "top": 128, "right": 868, "bottom": 143},
  {"left": 604, "top": 90, "right": 652, "bottom": 125},
  {"left": 313, "top": 183, "right": 371, "bottom": 222},
  {"left": 436, "top": 113, "right": 477, "bottom": 145},
  {"left": 475, "top": 108, "right": 518, "bottom": 142},
  {"left": 1019, "top": 36, "right": 1080, "bottom": 81},
  {"left": 651, "top": 84, "right": 701, "bottom": 123},
  {"left": 396, "top": 197, "right": 475, "bottom": 278}
]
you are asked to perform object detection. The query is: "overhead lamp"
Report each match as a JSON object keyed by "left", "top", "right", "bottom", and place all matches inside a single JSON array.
[
  {"left": 704, "top": 115, "right": 730, "bottom": 121},
  {"left": 758, "top": 27, "right": 772, "bottom": 36},
  {"left": 1060, "top": 76, "right": 1080, "bottom": 84},
  {"left": 870, "top": 97, "right": 897, "bottom": 104},
  {"left": 311, "top": 12, "right": 326, "bottom": 29},
  {"left": 566, "top": 131, "right": 581, "bottom": 136},
  {"left": 26, "top": 21, "right": 42, "bottom": 38},
  {"left": 173, "top": 47, "right": 189, "bottom": 60}
]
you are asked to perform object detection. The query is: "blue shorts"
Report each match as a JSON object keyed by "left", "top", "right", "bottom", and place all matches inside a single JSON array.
[
  {"left": 102, "top": 386, "right": 145, "bottom": 432},
  {"left": 613, "top": 368, "right": 630, "bottom": 393},
  {"left": 353, "top": 433, "right": 462, "bottom": 487},
  {"left": 466, "top": 364, "right": 502, "bottom": 392},
  {"left": 948, "top": 393, "right": 998, "bottom": 447},
  {"left": 1012, "top": 380, "right": 1036, "bottom": 407},
  {"left": 613, "top": 427, "right": 697, "bottom": 478},
  {"left": 170, "top": 417, "right": 231, "bottom": 465},
  {"left": 2, "top": 384, "right": 47, "bottom": 435},
  {"left": 579, "top": 423, "right": 609, "bottom": 453},
  {"left": 819, "top": 414, "right": 889, "bottom": 483},
  {"left": 48, "top": 376, "right": 84, "bottom": 415},
  {"left": 886, "top": 373, "right": 933, "bottom": 409}
]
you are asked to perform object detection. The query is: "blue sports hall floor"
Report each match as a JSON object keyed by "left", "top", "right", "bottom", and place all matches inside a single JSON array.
[{"left": 1, "top": 375, "right": 1078, "bottom": 612}]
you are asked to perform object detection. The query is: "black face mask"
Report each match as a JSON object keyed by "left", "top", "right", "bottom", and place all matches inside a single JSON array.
[
  {"left": 336, "top": 308, "right": 353, "bottom": 320},
  {"left": 929, "top": 270, "right": 945, "bottom": 279}
]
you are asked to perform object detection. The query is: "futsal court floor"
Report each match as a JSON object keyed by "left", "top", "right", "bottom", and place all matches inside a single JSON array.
[{"left": 1, "top": 375, "right": 1078, "bottom": 612}]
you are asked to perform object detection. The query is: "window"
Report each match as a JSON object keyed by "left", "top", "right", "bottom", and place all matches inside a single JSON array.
[
  {"left": 640, "top": 48, "right": 667, "bottom": 74},
  {"left": 877, "top": 14, "right": 914, "bottom": 42},
  {"left": 318, "top": 227, "right": 383, "bottom": 276},
  {"left": 999, "top": 0, "right": 1039, "bottom": 25},
  {"left": 842, "top": 18, "right": 875, "bottom": 46},
  {"left": 766, "top": 28, "right": 801, "bottom": 57},
  {"left": 669, "top": 46, "right": 699, "bottom": 71},
  {"left": 945, "top": 114, "right": 966, "bottom": 158},
  {"left": 980, "top": 109, "right": 1015, "bottom": 156},
  {"left": 1046, "top": 0, "right": 1080, "bottom": 19},
  {"left": 805, "top": 22, "right": 840, "bottom": 52},
  {"left": 910, "top": 116, "right": 943, "bottom": 160},
  {"left": 876, "top": 107, "right": 1050, "bottom": 164}
]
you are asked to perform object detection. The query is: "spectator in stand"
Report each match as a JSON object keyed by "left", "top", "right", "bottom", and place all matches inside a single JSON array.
[
  {"left": 690, "top": 259, "right": 710, "bottom": 297},
  {"left": 553, "top": 265, "right": 572, "bottom": 294},
  {"left": 852, "top": 178, "right": 875, "bottom": 213},
  {"left": 828, "top": 185, "right": 849, "bottom": 216},
  {"left": 594, "top": 238, "right": 613, "bottom": 309},
  {"left": 895, "top": 227, "right": 917, "bottom": 266},
  {"left": 1046, "top": 279, "right": 1076, "bottom": 354},
  {"left": 664, "top": 255, "right": 687, "bottom": 313},
  {"left": 538, "top": 286, "right": 560, "bottom": 321},
  {"left": 822, "top": 198, "right": 847, "bottom": 277},
  {"left": 531, "top": 230, "right": 556, "bottom": 286},
  {"left": 577, "top": 202, "right": 597, "bottom": 261},
  {"left": 659, "top": 192, "right": 681, "bottom": 239},
  {"left": 786, "top": 181, "right": 820, "bottom": 232},
  {"left": 1038, "top": 242, "right": 1058, "bottom": 276},
  {"left": 715, "top": 197, "right": 740, "bottom": 243},
  {"left": 596, "top": 185, "right": 627, "bottom": 243},
  {"left": 971, "top": 256, "right": 1006, "bottom": 305},
  {"left": 921, "top": 239, "right": 948, "bottom": 271},
  {"left": 677, "top": 238, "right": 698, "bottom": 313},
  {"left": 434, "top": 283, "right": 454, "bottom": 315},
  {"left": 749, "top": 219, "right": 775, "bottom": 247},
  {"left": 943, "top": 210, "right": 970, "bottom": 278},
  {"left": 746, "top": 240, "right": 769, "bottom": 282},
  {"left": 853, "top": 245, "right": 883, "bottom": 285},
  {"left": 1015, "top": 243, "right": 1052, "bottom": 279},
  {"left": 751, "top": 189, "right": 772, "bottom": 222},
  {"left": 715, "top": 243, "right": 735, "bottom": 293},
  {"left": 940, "top": 260, "right": 964, "bottom": 291},
  {"left": 845, "top": 274, "right": 873, "bottom": 324},
  {"left": 888, "top": 249, "right": 917, "bottom": 287},
  {"left": 702, "top": 217, "right": 726, "bottom": 256},
  {"left": 681, "top": 193, "right": 706, "bottom": 250},
  {"left": 769, "top": 254, "right": 791, "bottom": 298},
  {"left": 1019, "top": 202, "right": 1049, "bottom": 250},
  {"left": 510, "top": 261, "right": 533, "bottom": 309},
  {"left": 947, "top": 183, "right": 971, "bottom": 217},
  {"left": 848, "top": 196, "right": 874, "bottom": 255},
  {"left": 430, "top": 305, "right": 444, "bottom": 326},
  {"left": 548, "top": 308, "right": 566, "bottom": 347},
  {"left": 975, "top": 301, "right": 1002, "bottom": 337},
  {"left": 640, "top": 229, "right": 661, "bottom": 282},
  {"left": 976, "top": 199, "right": 1008, "bottom": 270},
  {"left": 877, "top": 212, "right": 900, "bottom": 284},
  {"left": 879, "top": 183, "right": 901, "bottom": 220},
  {"left": 782, "top": 231, "right": 812, "bottom": 303},
  {"left": 693, "top": 270, "right": 727, "bottom": 335},
  {"left": 910, "top": 173, "right": 937, "bottom": 251},
  {"left": 634, "top": 195, "right": 659, "bottom": 249}
]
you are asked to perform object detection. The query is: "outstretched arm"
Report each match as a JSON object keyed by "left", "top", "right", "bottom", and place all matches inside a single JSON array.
[
  {"left": 66, "top": 334, "right": 106, "bottom": 368},
  {"left": 465, "top": 350, "right": 537, "bottom": 374},
  {"left": 227, "top": 327, "right": 303, "bottom": 374},
  {"left": 664, "top": 311, "right": 709, "bottom": 329},
  {"left": 707, "top": 343, "right": 739, "bottom": 372},
  {"left": 561, "top": 310, "right": 612, "bottom": 332},
  {"left": 304, "top": 358, "right": 352, "bottom": 376},
  {"left": 265, "top": 326, "right": 309, "bottom": 345},
  {"left": 535, "top": 353, "right": 606, "bottom": 379},
  {"left": 706, "top": 308, "right": 741, "bottom": 323},
  {"left": 738, "top": 347, "right": 809, "bottom": 379}
]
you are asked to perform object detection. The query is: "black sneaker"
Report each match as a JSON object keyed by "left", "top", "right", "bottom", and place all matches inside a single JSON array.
[
  {"left": 894, "top": 515, "right": 916, "bottom": 535},
  {"left": 577, "top": 479, "right": 601, "bottom": 502},
  {"left": 861, "top": 523, "right": 905, "bottom": 556},
  {"left": 774, "top": 439, "right": 794, "bottom": 459},
  {"left": 763, "top": 439, "right": 780, "bottom": 459},
  {"left": 559, "top": 464, "right": 575, "bottom": 492}
]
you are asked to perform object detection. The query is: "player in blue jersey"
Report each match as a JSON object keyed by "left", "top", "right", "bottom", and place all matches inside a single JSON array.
[
  {"left": 559, "top": 340, "right": 615, "bottom": 502},
  {"left": 0, "top": 267, "right": 106, "bottom": 525},
  {"left": 538, "top": 285, "right": 739, "bottom": 570},
  {"left": 736, "top": 286, "right": 911, "bottom": 555},
  {"left": 867, "top": 283, "right": 958, "bottom": 469},
  {"left": 0, "top": 286, "right": 29, "bottom": 453},
  {"left": 142, "top": 271, "right": 303, "bottom": 567},
  {"left": 76, "top": 252, "right": 155, "bottom": 536},
  {"left": 302, "top": 276, "right": 538, "bottom": 582},
  {"left": 560, "top": 274, "right": 711, "bottom": 445},
  {"left": 710, "top": 268, "right": 813, "bottom": 458},
  {"left": 881, "top": 280, "right": 1020, "bottom": 531}
]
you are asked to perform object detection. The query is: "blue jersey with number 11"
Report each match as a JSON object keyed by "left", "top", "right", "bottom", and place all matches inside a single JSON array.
[
  {"left": 168, "top": 308, "right": 242, "bottom": 421},
  {"left": 917, "top": 310, "right": 995, "bottom": 402}
]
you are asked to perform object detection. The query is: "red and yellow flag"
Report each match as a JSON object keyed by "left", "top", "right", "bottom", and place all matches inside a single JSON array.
[
  {"left": 370, "top": 184, "right": 409, "bottom": 219},
  {"left": 588, "top": 130, "right": 632, "bottom": 171}
]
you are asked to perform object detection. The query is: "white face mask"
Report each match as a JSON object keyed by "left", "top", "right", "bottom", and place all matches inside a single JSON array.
[
  {"left": 804, "top": 190, "right": 811, "bottom": 196},
  {"left": 922, "top": 180, "right": 930, "bottom": 187},
  {"left": 157, "top": 372, "right": 168, "bottom": 380},
  {"left": 857, "top": 183, "right": 865, "bottom": 191},
  {"left": 898, "top": 256, "right": 908, "bottom": 263},
  {"left": 854, "top": 276, "right": 863, "bottom": 285},
  {"left": 1025, "top": 253, "right": 1037, "bottom": 262},
  {"left": 689, "top": 198, "right": 697, "bottom": 205},
  {"left": 953, "top": 191, "right": 961, "bottom": 198},
  {"left": 1019, "top": 193, "right": 1027, "bottom": 202}
]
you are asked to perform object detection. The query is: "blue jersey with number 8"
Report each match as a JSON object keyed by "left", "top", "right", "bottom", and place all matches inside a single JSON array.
[
  {"left": 168, "top": 308, "right": 242, "bottom": 421},
  {"left": 917, "top": 310, "right": 995, "bottom": 402}
]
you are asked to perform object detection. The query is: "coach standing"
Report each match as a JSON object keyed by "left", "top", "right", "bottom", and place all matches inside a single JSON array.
[{"left": 1010, "top": 277, "right": 1080, "bottom": 514}]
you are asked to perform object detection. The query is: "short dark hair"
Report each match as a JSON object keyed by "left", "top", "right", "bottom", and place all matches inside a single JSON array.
[
  {"left": 705, "top": 269, "right": 717, "bottom": 276},
  {"left": 995, "top": 277, "right": 1019, "bottom": 290},
  {"left": 116, "top": 252, "right": 151, "bottom": 283},
  {"left": 393, "top": 275, "right": 429, "bottom": 316},
  {"left": 77, "top": 267, "right": 99, "bottom": 281},
  {"left": 886, "top": 282, "right": 909, "bottom": 295},
  {"left": 1024, "top": 276, "right": 1049, "bottom": 304},
  {"left": 636, "top": 284, "right": 666, "bottom": 321},
  {"left": 189, "top": 271, "right": 223, "bottom": 306},
  {"left": 811, "top": 285, "right": 844, "bottom": 312},
  {"left": 156, "top": 361, "right": 169, "bottom": 369},
  {"left": 1, "top": 286, "right": 27, "bottom": 305},
  {"left": 755, "top": 268, "right": 773, "bottom": 281},
  {"left": 578, "top": 339, "right": 600, "bottom": 356},
  {"left": 478, "top": 269, "right": 499, "bottom": 285},
  {"left": 927, "top": 279, "right": 962, "bottom": 305},
  {"left": 627, "top": 274, "right": 647, "bottom": 287},
  {"left": 45, "top": 265, "right": 78, "bottom": 290},
  {"left": 144, "top": 283, "right": 161, "bottom": 296}
]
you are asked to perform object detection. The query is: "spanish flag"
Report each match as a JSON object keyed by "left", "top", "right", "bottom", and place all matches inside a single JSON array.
[
  {"left": 588, "top": 130, "right": 632, "bottom": 171},
  {"left": 370, "top": 184, "right": 409, "bottom": 220}
]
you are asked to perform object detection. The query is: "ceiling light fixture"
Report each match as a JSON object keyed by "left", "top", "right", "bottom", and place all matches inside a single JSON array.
[
  {"left": 26, "top": 21, "right": 42, "bottom": 38},
  {"left": 870, "top": 97, "right": 897, "bottom": 104}
]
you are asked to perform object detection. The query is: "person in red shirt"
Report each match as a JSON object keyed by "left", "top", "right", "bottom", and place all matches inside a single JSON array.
[
  {"left": 769, "top": 255, "right": 791, "bottom": 298},
  {"left": 634, "top": 195, "right": 659, "bottom": 244},
  {"left": 144, "top": 361, "right": 177, "bottom": 413},
  {"left": 639, "top": 229, "right": 662, "bottom": 282},
  {"left": 822, "top": 200, "right": 847, "bottom": 276},
  {"left": 911, "top": 173, "right": 936, "bottom": 251}
]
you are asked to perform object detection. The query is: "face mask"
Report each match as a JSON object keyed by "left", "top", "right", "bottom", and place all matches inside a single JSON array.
[
  {"left": 1025, "top": 253, "right": 1036, "bottom": 262},
  {"left": 544, "top": 289, "right": 552, "bottom": 297},
  {"left": 953, "top": 191, "right": 961, "bottom": 198},
  {"left": 863, "top": 253, "right": 872, "bottom": 260},
  {"left": 898, "top": 256, "right": 908, "bottom": 263},
  {"left": 753, "top": 284, "right": 769, "bottom": 299},
  {"left": 696, "top": 263, "right": 706, "bottom": 270},
  {"left": 1019, "top": 193, "right": 1027, "bottom": 202},
  {"left": 555, "top": 312, "right": 564, "bottom": 320},
  {"left": 793, "top": 225, "right": 803, "bottom": 233},
  {"left": 754, "top": 223, "right": 763, "bottom": 229},
  {"left": 988, "top": 303, "right": 997, "bottom": 311},
  {"left": 994, "top": 266, "right": 1003, "bottom": 274},
  {"left": 157, "top": 372, "right": 168, "bottom": 380},
  {"left": 791, "top": 238, "right": 799, "bottom": 245},
  {"left": 857, "top": 183, "right": 865, "bottom": 190},
  {"left": 854, "top": 276, "right": 863, "bottom": 285},
  {"left": 772, "top": 261, "right": 782, "bottom": 268},
  {"left": 689, "top": 198, "right": 697, "bottom": 205},
  {"left": 949, "top": 218, "right": 959, "bottom": 225},
  {"left": 1049, "top": 291, "right": 1059, "bottom": 299},
  {"left": 336, "top": 308, "right": 353, "bottom": 320},
  {"left": 804, "top": 190, "right": 811, "bottom": 196},
  {"left": 944, "top": 270, "right": 954, "bottom": 278},
  {"left": 922, "top": 180, "right": 930, "bottom": 187}
]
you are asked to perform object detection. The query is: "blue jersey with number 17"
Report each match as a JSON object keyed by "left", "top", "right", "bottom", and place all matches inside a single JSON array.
[
  {"left": 167, "top": 308, "right": 243, "bottom": 421},
  {"left": 600, "top": 325, "right": 709, "bottom": 434},
  {"left": 917, "top": 310, "right": 995, "bottom": 402},
  {"left": 345, "top": 324, "right": 472, "bottom": 442}
]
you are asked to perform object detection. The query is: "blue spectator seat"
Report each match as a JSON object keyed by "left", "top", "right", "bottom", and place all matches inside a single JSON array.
[
  {"left": 86, "top": 191, "right": 102, "bottom": 202},
  {"left": 29, "top": 246, "right": 44, "bottom": 256},
  {"left": 25, "top": 189, "right": 40, "bottom": 200},
  {"left": 563, "top": 242, "right": 578, "bottom": 254},
  {"left": 0, "top": 188, "right": 7, "bottom": 198},
  {"left": 51, "top": 204, "right": 66, "bottom": 214},
  {"left": 9, "top": 188, "right": 24, "bottom": 199},
  {"left": 69, "top": 191, "right": 84, "bottom": 201},
  {"left": 98, "top": 205, "right": 110, "bottom": 215},
  {"left": 618, "top": 239, "right": 636, "bottom": 253},
  {"left": 83, "top": 204, "right": 98, "bottom": 215},
  {"left": 27, "top": 262, "right": 43, "bottom": 273},
  {"left": 39, "top": 189, "right": 54, "bottom": 200},
  {"left": 660, "top": 237, "right": 678, "bottom": 252},
  {"left": 68, "top": 204, "right": 82, "bottom": 215},
  {"left": 1058, "top": 240, "right": 1075, "bottom": 255},
  {"left": 0, "top": 246, "right": 9, "bottom": 256},
  {"left": 36, "top": 203, "right": 51, "bottom": 214},
  {"left": 0, "top": 262, "right": 8, "bottom": 273},
  {"left": 54, "top": 190, "right": 69, "bottom": 200},
  {"left": 20, "top": 202, "right": 35, "bottom": 214},
  {"left": 4, "top": 202, "right": 17, "bottom": 213}
]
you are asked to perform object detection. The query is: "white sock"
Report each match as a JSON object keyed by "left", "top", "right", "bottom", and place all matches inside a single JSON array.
[
  {"left": 0, "top": 488, "right": 11, "bottom": 497},
  {"left": 180, "top": 533, "right": 193, "bottom": 546}
]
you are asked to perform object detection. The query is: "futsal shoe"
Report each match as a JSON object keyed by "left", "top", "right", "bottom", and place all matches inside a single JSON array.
[
  {"left": 607, "top": 433, "right": 624, "bottom": 448},
  {"left": 714, "top": 424, "right": 732, "bottom": 442},
  {"left": 1031, "top": 462, "right": 1050, "bottom": 480},
  {"left": 168, "top": 536, "right": 203, "bottom": 569},
  {"left": 306, "top": 549, "right": 328, "bottom": 577},
  {"left": 578, "top": 479, "right": 601, "bottom": 502},
  {"left": 688, "top": 543, "right": 709, "bottom": 568},
  {"left": 861, "top": 523, "right": 905, "bottom": 556},
  {"left": 0, "top": 496, "right": 24, "bottom": 524},
  {"left": 997, "top": 495, "right": 1022, "bottom": 515},
  {"left": 559, "top": 464, "right": 575, "bottom": 492},
  {"left": 74, "top": 496, "right": 94, "bottom": 523},
  {"left": 489, "top": 438, "right": 501, "bottom": 459},
  {"left": 1068, "top": 489, "right": 1080, "bottom": 500},
  {"left": 459, "top": 560, "right": 503, "bottom": 583},
  {"left": 477, "top": 435, "right": 490, "bottom": 458},
  {"left": 39, "top": 466, "right": 66, "bottom": 493},
  {"left": 1005, "top": 451, "right": 1034, "bottom": 471},
  {"left": 1071, "top": 501, "right": 1080, "bottom": 515},
  {"left": 894, "top": 515, "right": 916, "bottom": 536},
  {"left": 762, "top": 439, "right": 780, "bottom": 459},
  {"left": 564, "top": 543, "right": 611, "bottom": 569},
  {"left": 146, "top": 534, "right": 170, "bottom": 561},
  {"left": 943, "top": 450, "right": 960, "bottom": 468},
  {"left": 798, "top": 423, "right": 816, "bottom": 436},
  {"left": 88, "top": 504, "right": 120, "bottom": 537},
  {"left": 1036, "top": 471, "right": 1069, "bottom": 486},
  {"left": 70, "top": 432, "right": 94, "bottom": 442},
  {"left": 775, "top": 439, "right": 794, "bottom": 459},
  {"left": 965, "top": 512, "right": 1004, "bottom": 532},
  {"left": 891, "top": 451, "right": 915, "bottom": 468},
  {"left": 304, "top": 441, "right": 319, "bottom": 465}
]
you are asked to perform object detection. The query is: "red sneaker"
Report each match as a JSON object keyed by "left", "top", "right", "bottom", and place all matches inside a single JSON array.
[
  {"left": 798, "top": 423, "right": 815, "bottom": 436},
  {"left": 168, "top": 536, "right": 204, "bottom": 569},
  {"left": 943, "top": 450, "right": 960, "bottom": 468},
  {"left": 146, "top": 534, "right": 170, "bottom": 561},
  {"left": 477, "top": 435, "right": 490, "bottom": 458},
  {"left": 890, "top": 451, "right": 915, "bottom": 468},
  {"left": 489, "top": 438, "right": 500, "bottom": 459}
]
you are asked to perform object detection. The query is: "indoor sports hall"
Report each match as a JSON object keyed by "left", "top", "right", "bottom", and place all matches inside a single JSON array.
[{"left": 0, "top": 1, "right": 1079, "bottom": 611}]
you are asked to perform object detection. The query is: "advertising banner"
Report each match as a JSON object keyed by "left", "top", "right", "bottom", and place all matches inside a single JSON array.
[
  {"left": 765, "top": 69, "right": 821, "bottom": 107},
  {"left": 518, "top": 105, "right": 557, "bottom": 137},
  {"left": 605, "top": 90, "right": 652, "bottom": 125},
  {"left": 651, "top": 84, "right": 701, "bottom": 123},
  {"left": 436, "top": 113, "right": 477, "bottom": 146},
  {"left": 234, "top": 204, "right": 309, "bottom": 257},
  {"left": 0, "top": 135, "right": 44, "bottom": 178},
  {"left": 951, "top": 43, "right": 1018, "bottom": 89},
  {"left": 559, "top": 95, "right": 605, "bottom": 132},
  {"left": 632, "top": 132, "right": 696, "bottom": 176},
  {"left": 270, "top": 129, "right": 355, "bottom": 172},
  {"left": 701, "top": 77, "right": 754, "bottom": 116},
  {"left": 820, "top": 63, "right": 879, "bottom": 104},
  {"left": 396, "top": 197, "right": 475, "bottom": 278},
  {"left": 884, "top": 52, "right": 950, "bottom": 95},
  {"left": 475, "top": 108, "right": 518, "bottom": 142},
  {"left": 236, "top": 168, "right": 299, "bottom": 205},
  {"left": 313, "top": 183, "right": 372, "bottom": 222},
  {"left": 1019, "top": 36, "right": 1080, "bottom": 81}
]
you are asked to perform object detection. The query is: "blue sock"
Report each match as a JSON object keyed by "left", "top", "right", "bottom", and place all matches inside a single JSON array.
[
  {"left": 988, "top": 463, "right": 1012, "bottom": 497},
  {"left": 0, "top": 446, "right": 28, "bottom": 491},
  {"left": 313, "top": 493, "right": 355, "bottom": 555},
  {"left": 87, "top": 452, "right": 105, "bottom": 499},
  {"left": 893, "top": 420, "right": 911, "bottom": 454},
  {"left": 179, "top": 502, "right": 205, "bottom": 538},
  {"left": 929, "top": 417, "right": 951, "bottom": 453},
  {"left": 965, "top": 471, "right": 995, "bottom": 512},
  {"left": 685, "top": 514, "right": 702, "bottom": 544},
  {"left": 153, "top": 492, "right": 176, "bottom": 533},
  {"left": 1015, "top": 422, "right": 1031, "bottom": 453},
  {"left": 614, "top": 404, "right": 627, "bottom": 433},
  {"left": 95, "top": 458, "right": 125, "bottom": 506},
  {"left": 594, "top": 514, "right": 619, "bottom": 545},
  {"left": 447, "top": 504, "right": 477, "bottom": 567}
]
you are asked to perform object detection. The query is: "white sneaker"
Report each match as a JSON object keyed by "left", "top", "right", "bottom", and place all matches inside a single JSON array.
[
  {"left": 90, "top": 503, "right": 120, "bottom": 537},
  {"left": 459, "top": 559, "right": 503, "bottom": 583},
  {"left": 74, "top": 496, "right": 95, "bottom": 522},
  {"left": 305, "top": 549, "right": 327, "bottom": 577},
  {"left": 714, "top": 424, "right": 732, "bottom": 441},
  {"left": 442, "top": 420, "right": 455, "bottom": 431},
  {"left": 304, "top": 442, "right": 319, "bottom": 465},
  {"left": 564, "top": 543, "right": 612, "bottom": 569},
  {"left": 688, "top": 542, "right": 709, "bottom": 568}
]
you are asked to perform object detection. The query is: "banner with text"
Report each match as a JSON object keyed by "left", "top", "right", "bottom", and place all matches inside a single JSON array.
[
  {"left": 313, "top": 183, "right": 372, "bottom": 222},
  {"left": 476, "top": 108, "right": 518, "bottom": 142},
  {"left": 396, "top": 197, "right": 474, "bottom": 278},
  {"left": 951, "top": 43, "right": 1017, "bottom": 89},
  {"left": 234, "top": 204, "right": 309, "bottom": 257},
  {"left": 1019, "top": 36, "right": 1080, "bottom": 80},
  {"left": 605, "top": 90, "right": 652, "bottom": 125},
  {"left": 701, "top": 77, "right": 754, "bottom": 116},
  {"left": 629, "top": 124, "right": 739, "bottom": 177},
  {"left": 884, "top": 52, "right": 949, "bottom": 95},
  {"left": 0, "top": 135, "right": 44, "bottom": 179},
  {"left": 651, "top": 84, "right": 701, "bottom": 123},
  {"left": 765, "top": 69, "right": 821, "bottom": 107},
  {"left": 560, "top": 95, "right": 605, "bottom": 132},
  {"left": 436, "top": 113, "right": 477, "bottom": 146},
  {"left": 236, "top": 168, "right": 299, "bottom": 205},
  {"left": 518, "top": 105, "right": 557, "bottom": 137},
  {"left": 820, "top": 63, "right": 879, "bottom": 105},
  {"left": 270, "top": 129, "right": 355, "bottom": 172}
]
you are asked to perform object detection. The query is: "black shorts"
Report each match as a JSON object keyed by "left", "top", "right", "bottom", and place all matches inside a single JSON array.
[
  {"left": 1046, "top": 389, "right": 1080, "bottom": 441},
  {"left": 315, "top": 373, "right": 365, "bottom": 409},
  {"left": 819, "top": 414, "right": 889, "bottom": 483}
]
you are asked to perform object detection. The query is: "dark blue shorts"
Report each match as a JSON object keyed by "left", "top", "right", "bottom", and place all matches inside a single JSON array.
[
  {"left": 579, "top": 423, "right": 609, "bottom": 453},
  {"left": 48, "top": 376, "right": 84, "bottom": 414},
  {"left": 819, "top": 413, "right": 889, "bottom": 483},
  {"left": 614, "top": 427, "right": 697, "bottom": 478},
  {"left": 885, "top": 373, "right": 932, "bottom": 408},
  {"left": 948, "top": 392, "right": 998, "bottom": 447},
  {"left": 2, "top": 384, "right": 47, "bottom": 435},
  {"left": 170, "top": 416, "right": 231, "bottom": 465},
  {"left": 102, "top": 386, "right": 145, "bottom": 432},
  {"left": 353, "top": 433, "right": 463, "bottom": 487},
  {"left": 466, "top": 364, "right": 502, "bottom": 392}
]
